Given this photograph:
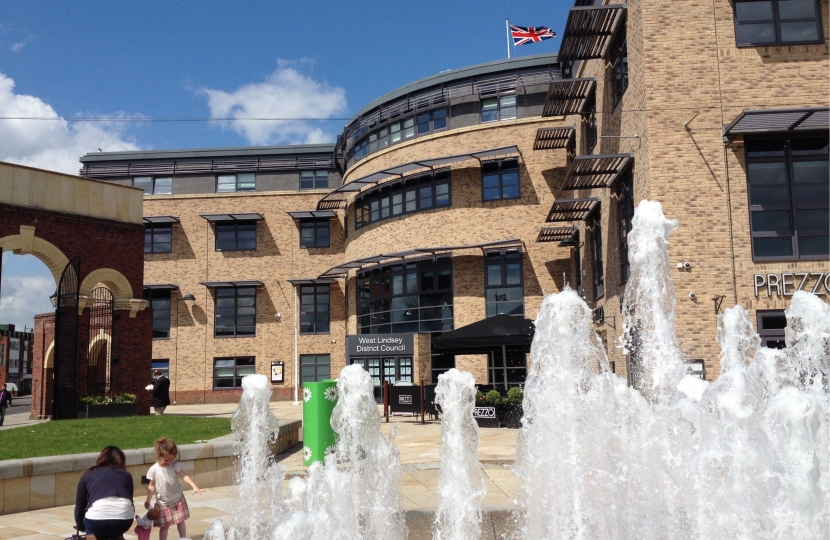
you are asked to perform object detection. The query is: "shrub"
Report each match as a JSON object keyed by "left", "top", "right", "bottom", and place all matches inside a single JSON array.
[
  {"left": 114, "top": 393, "right": 136, "bottom": 404},
  {"left": 505, "top": 386, "right": 523, "bottom": 404},
  {"left": 485, "top": 389, "right": 502, "bottom": 406},
  {"left": 475, "top": 390, "right": 485, "bottom": 404},
  {"left": 80, "top": 393, "right": 136, "bottom": 405}
]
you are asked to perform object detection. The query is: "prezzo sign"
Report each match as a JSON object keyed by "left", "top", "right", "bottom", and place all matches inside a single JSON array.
[
  {"left": 346, "top": 334, "right": 414, "bottom": 356},
  {"left": 754, "top": 272, "right": 829, "bottom": 297},
  {"left": 473, "top": 406, "right": 497, "bottom": 419},
  {"left": 399, "top": 395, "right": 412, "bottom": 404}
]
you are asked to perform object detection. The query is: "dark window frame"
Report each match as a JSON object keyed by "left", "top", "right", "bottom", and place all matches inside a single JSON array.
[
  {"left": 300, "top": 218, "right": 331, "bottom": 249},
  {"left": 481, "top": 94, "right": 518, "bottom": 123},
  {"left": 216, "top": 173, "right": 256, "bottom": 193},
  {"left": 300, "top": 354, "right": 331, "bottom": 384},
  {"left": 354, "top": 169, "right": 451, "bottom": 229},
  {"left": 484, "top": 249, "right": 525, "bottom": 317},
  {"left": 213, "top": 356, "right": 256, "bottom": 389},
  {"left": 757, "top": 310, "right": 787, "bottom": 349},
  {"left": 300, "top": 284, "right": 330, "bottom": 335},
  {"left": 145, "top": 223, "right": 173, "bottom": 254},
  {"left": 733, "top": 0, "right": 824, "bottom": 47},
  {"left": 352, "top": 107, "right": 448, "bottom": 163},
  {"left": 616, "top": 171, "right": 634, "bottom": 283},
  {"left": 300, "top": 170, "right": 329, "bottom": 190},
  {"left": 133, "top": 176, "right": 172, "bottom": 196},
  {"left": 588, "top": 212, "right": 605, "bottom": 299},
  {"left": 481, "top": 158, "right": 521, "bottom": 202},
  {"left": 746, "top": 134, "right": 829, "bottom": 262},
  {"left": 610, "top": 25, "right": 629, "bottom": 108},
  {"left": 213, "top": 286, "right": 257, "bottom": 338},
  {"left": 215, "top": 220, "right": 257, "bottom": 252},
  {"left": 143, "top": 289, "right": 172, "bottom": 340}
]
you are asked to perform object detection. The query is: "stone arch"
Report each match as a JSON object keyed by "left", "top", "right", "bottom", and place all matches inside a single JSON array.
[
  {"left": 79, "top": 268, "right": 133, "bottom": 305},
  {"left": 0, "top": 226, "right": 69, "bottom": 288},
  {"left": 88, "top": 332, "right": 111, "bottom": 367},
  {"left": 44, "top": 341, "right": 55, "bottom": 370}
]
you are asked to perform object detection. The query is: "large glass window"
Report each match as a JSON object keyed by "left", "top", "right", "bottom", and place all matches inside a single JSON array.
[
  {"left": 588, "top": 212, "right": 605, "bottom": 299},
  {"left": 617, "top": 173, "right": 634, "bottom": 283},
  {"left": 133, "top": 177, "right": 172, "bottom": 196},
  {"left": 488, "top": 349, "right": 527, "bottom": 389},
  {"left": 354, "top": 169, "right": 451, "bottom": 229},
  {"left": 300, "top": 170, "right": 329, "bottom": 190},
  {"left": 734, "top": 0, "right": 823, "bottom": 46},
  {"left": 485, "top": 250, "right": 524, "bottom": 317},
  {"left": 217, "top": 173, "right": 256, "bottom": 193},
  {"left": 747, "top": 135, "right": 829, "bottom": 260},
  {"left": 143, "top": 289, "right": 171, "bottom": 339},
  {"left": 214, "top": 357, "right": 256, "bottom": 388},
  {"left": 610, "top": 27, "right": 628, "bottom": 107},
  {"left": 145, "top": 223, "right": 172, "bottom": 254},
  {"left": 300, "top": 219, "right": 330, "bottom": 248},
  {"left": 300, "top": 285, "right": 330, "bottom": 334},
  {"left": 416, "top": 108, "right": 449, "bottom": 135},
  {"left": 482, "top": 159, "right": 520, "bottom": 201},
  {"left": 757, "top": 310, "right": 787, "bottom": 349},
  {"left": 350, "top": 108, "right": 449, "bottom": 163},
  {"left": 215, "top": 221, "right": 257, "bottom": 251},
  {"left": 357, "top": 257, "right": 453, "bottom": 334},
  {"left": 301, "top": 354, "right": 330, "bottom": 384},
  {"left": 214, "top": 287, "right": 256, "bottom": 338},
  {"left": 481, "top": 95, "right": 517, "bottom": 123},
  {"left": 350, "top": 357, "right": 381, "bottom": 385}
]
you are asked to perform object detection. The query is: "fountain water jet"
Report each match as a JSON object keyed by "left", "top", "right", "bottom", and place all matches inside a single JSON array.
[{"left": 432, "top": 368, "right": 486, "bottom": 540}]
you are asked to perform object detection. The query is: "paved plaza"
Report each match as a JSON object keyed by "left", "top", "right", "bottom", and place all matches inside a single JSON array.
[{"left": 0, "top": 401, "right": 521, "bottom": 539}]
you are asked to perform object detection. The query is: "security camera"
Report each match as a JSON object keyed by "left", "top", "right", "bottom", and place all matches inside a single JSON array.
[
  {"left": 688, "top": 292, "right": 697, "bottom": 300},
  {"left": 683, "top": 262, "right": 692, "bottom": 270}
]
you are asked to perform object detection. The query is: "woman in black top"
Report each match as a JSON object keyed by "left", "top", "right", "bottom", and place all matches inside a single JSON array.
[{"left": 74, "top": 446, "right": 135, "bottom": 539}]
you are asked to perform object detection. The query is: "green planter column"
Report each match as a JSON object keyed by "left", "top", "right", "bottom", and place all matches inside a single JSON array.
[{"left": 302, "top": 379, "right": 338, "bottom": 466}]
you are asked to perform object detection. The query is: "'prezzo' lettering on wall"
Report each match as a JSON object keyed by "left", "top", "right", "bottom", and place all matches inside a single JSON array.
[{"left": 754, "top": 272, "right": 829, "bottom": 297}]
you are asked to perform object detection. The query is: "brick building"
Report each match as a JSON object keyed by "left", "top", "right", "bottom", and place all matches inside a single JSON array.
[
  {"left": 0, "top": 324, "right": 33, "bottom": 394},
  {"left": 79, "top": 0, "right": 828, "bottom": 403}
]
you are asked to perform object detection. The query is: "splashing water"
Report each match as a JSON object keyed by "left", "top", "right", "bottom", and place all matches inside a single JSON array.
[
  {"left": 432, "top": 368, "right": 486, "bottom": 540},
  {"left": 516, "top": 199, "right": 829, "bottom": 539}
]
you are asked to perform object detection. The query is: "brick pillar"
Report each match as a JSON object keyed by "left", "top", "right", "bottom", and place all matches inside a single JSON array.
[{"left": 111, "top": 310, "right": 153, "bottom": 415}]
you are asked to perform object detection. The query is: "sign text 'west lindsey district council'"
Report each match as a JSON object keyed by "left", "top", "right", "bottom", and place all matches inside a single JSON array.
[
  {"left": 346, "top": 333, "right": 415, "bottom": 356},
  {"left": 754, "top": 272, "right": 829, "bottom": 297}
]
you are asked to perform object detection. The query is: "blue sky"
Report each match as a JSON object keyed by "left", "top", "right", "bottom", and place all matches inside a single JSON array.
[{"left": 0, "top": 0, "right": 571, "bottom": 327}]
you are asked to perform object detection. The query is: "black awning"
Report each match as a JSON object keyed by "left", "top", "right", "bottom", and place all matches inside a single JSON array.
[
  {"left": 143, "top": 216, "right": 179, "bottom": 224},
  {"left": 561, "top": 153, "right": 633, "bottom": 190},
  {"left": 432, "top": 314, "right": 535, "bottom": 352},
  {"left": 286, "top": 278, "right": 337, "bottom": 286},
  {"left": 143, "top": 283, "right": 179, "bottom": 291},
  {"left": 546, "top": 197, "right": 600, "bottom": 222},
  {"left": 723, "top": 107, "right": 829, "bottom": 141},
  {"left": 534, "top": 127, "right": 577, "bottom": 152},
  {"left": 316, "top": 145, "right": 521, "bottom": 210},
  {"left": 558, "top": 4, "right": 627, "bottom": 62},
  {"left": 200, "top": 213, "right": 264, "bottom": 222},
  {"left": 199, "top": 280, "right": 265, "bottom": 288},
  {"left": 538, "top": 226, "right": 578, "bottom": 243},
  {"left": 286, "top": 210, "right": 337, "bottom": 220},
  {"left": 542, "top": 78, "right": 597, "bottom": 117}
]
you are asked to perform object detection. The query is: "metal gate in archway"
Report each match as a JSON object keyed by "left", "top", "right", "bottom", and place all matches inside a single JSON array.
[
  {"left": 53, "top": 256, "right": 80, "bottom": 420},
  {"left": 87, "top": 286, "right": 114, "bottom": 397}
]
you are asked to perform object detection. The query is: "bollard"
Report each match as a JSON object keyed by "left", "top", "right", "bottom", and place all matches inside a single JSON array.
[{"left": 302, "top": 379, "right": 338, "bottom": 466}]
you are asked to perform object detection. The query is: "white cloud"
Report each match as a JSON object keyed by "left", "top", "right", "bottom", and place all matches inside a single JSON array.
[
  {"left": 11, "top": 34, "right": 34, "bottom": 52},
  {"left": 0, "top": 274, "right": 54, "bottom": 331},
  {"left": 0, "top": 71, "right": 140, "bottom": 175},
  {"left": 200, "top": 59, "right": 347, "bottom": 145}
]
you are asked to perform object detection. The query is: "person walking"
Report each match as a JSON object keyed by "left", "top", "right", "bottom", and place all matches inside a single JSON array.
[
  {"left": 74, "top": 446, "right": 135, "bottom": 540},
  {"left": 149, "top": 370, "right": 170, "bottom": 415},
  {"left": 0, "top": 386, "right": 11, "bottom": 426}
]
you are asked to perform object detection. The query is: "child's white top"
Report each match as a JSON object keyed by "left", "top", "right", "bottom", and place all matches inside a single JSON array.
[{"left": 147, "top": 461, "right": 183, "bottom": 507}]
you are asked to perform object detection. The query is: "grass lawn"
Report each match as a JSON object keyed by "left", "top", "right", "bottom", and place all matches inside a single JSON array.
[{"left": 0, "top": 416, "right": 231, "bottom": 461}]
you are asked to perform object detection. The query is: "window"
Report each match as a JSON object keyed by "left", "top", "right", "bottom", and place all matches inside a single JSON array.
[
  {"left": 214, "top": 287, "right": 256, "bottom": 337},
  {"left": 217, "top": 173, "right": 256, "bottom": 193},
  {"left": 757, "top": 310, "right": 787, "bottom": 348},
  {"left": 352, "top": 108, "right": 448, "bottom": 162},
  {"left": 301, "top": 354, "right": 330, "bottom": 384},
  {"left": 357, "top": 257, "right": 453, "bottom": 334},
  {"left": 143, "top": 289, "right": 171, "bottom": 339},
  {"left": 133, "top": 177, "right": 172, "bottom": 196},
  {"left": 214, "top": 357, "right": 256, "bottom": 388},
  {"left": 482, "top": 159, "right": 520, "bottom": 201},
  {"left": 300, "top": 170, "right": 329, "bottom": 190},
  {"left": 734, "top": 0, "right": 823, "bottom": 46},
  {"left": 350, "top": 357, "right": 381, "bottom": 385},
  {"left": 300, "top": 219, "right": 330, "bottom": 248},
  {"left": 430, "top": 353, "right": 455, "bottom": 384},
  {"left": 381, "top": 357, "right": 412, "bottom": 384},
  {"left": 152, "top": 360, "right": 169, "bottom": 380},
  {"left": 354, "top": 169, "right": 451, "bottom": 229},
  {"left": 300, "top": 285, "right": 330, "bottom": 334},
  {"left": 488, "top": 349, "right": 527, "bottom": 388},
  {"left": 416, "top": 108, "right": 449, "bottom": 135},
  {"left": 617, "top": 173, "right": 634, "bottom": 283},
  {"left": 215, "top": 221, "right": 257, "bottom": 251},
  {"left": 145, "top": 223, "right": 173, "bottom": 254},
  {"left": 481, "top": 95, "right": 517, "bottom": 123},
  {"left": 746, "top": 135, "right": 829, "bottom": 260},
  {"left": 610, "top": 28, "right": 628, "bottom": 107},
  {"left": 588, "top": 212, "right": 605, "bottom": 299},
  {"left": 485, "top": 250, "right": 524, "bottom": 317}
]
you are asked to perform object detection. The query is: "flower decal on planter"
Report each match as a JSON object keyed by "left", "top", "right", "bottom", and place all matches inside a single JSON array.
[
  {"left": 303, "top": 446, "right": 312, "bottom": 461},
  {"left": 324, "top": 386, "right": 338, "bottom": 402},
  {"left": 325, "top": 444, "right": 337, "bottom": 456},
  {"left": 303, "top": 387, "right": 312, "bottom": 402}
]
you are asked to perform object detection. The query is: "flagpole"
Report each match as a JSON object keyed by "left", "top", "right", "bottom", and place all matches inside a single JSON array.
[{"left": 505, "top": 19, "right": 511, "bottom": 59}]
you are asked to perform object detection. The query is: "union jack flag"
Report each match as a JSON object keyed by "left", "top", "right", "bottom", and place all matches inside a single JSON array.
[{"left": 510, "top": 25, "right": 556, "bottom": 46}]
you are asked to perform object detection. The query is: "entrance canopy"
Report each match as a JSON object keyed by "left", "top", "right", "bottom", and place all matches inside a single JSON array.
[{"left": 432, "top": 314, "right": 535, "bottom": 353}]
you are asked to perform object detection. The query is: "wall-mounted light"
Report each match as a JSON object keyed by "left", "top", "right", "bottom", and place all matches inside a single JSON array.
[
  {"left": 275, "top": 312, "right": 281, "bottom": 319},
  {"left": 182, "top": 293, "right": 196, "bottom": 302},
  {"left": 49, "top": 290, "right": 57, "bottom": 308}
]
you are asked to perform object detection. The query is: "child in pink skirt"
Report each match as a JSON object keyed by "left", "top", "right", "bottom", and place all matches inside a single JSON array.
[{"left": 143, "top": 437, "right": 205, "bottom": 540}]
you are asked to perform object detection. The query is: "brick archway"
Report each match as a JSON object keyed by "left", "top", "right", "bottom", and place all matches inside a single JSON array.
[{"left": 0, "top": 225, "right": 69, "bottom": 288}]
